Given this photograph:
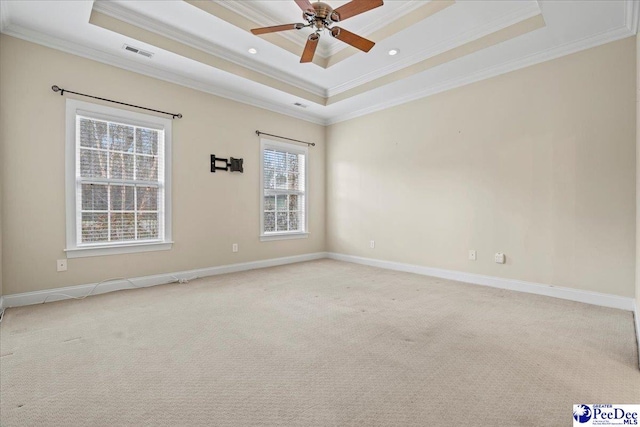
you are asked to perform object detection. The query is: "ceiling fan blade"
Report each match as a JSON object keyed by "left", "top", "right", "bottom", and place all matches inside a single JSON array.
[
  {"left": 294, "top": 0, "right": 314, "bottom": 14},
  {"left": 330, "top": 27, "right": 375, "bottom": 52},
  {"left": 331, "top": 0, "right": 384, "bottom": 22},
  {"left": 251, "top": 23, "right": 304, "bottom": 35},
  {"left": 300, "top": 33, "right": 319, "bottom": 63}
]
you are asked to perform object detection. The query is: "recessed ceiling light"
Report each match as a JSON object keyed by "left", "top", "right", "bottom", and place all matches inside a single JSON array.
[
  {"left": 248, "top": 48, "right": 258, "bottom": 54},
  {"left": 388, "top": 49, "right": 399, "bottom": 56}
]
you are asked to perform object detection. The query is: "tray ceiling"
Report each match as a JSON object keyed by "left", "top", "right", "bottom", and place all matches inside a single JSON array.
[{"left": 0, "top": 0, "right": 637, "bottom": 124}]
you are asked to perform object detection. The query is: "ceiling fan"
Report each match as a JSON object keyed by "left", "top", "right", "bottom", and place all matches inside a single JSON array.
[{"left": 250, "top": 0, "right": 384, "bottom": 63}]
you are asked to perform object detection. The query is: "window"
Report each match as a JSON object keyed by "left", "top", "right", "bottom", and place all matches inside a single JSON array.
[
  {"left": 65, "top": 99, "right": 172, "bottom": 258},
  {"left": 260, "top": 139, "right": 308, "bottom": 241}
]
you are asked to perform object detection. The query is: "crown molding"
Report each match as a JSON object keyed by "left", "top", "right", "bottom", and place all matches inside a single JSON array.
[
  {"left": 323, "top": 1, "right": 426, "bottom": 58},
  {"left": 1, "top": 24, "right": 328, "bottom": 125},
  {"left": 326, "top": 1, "right": 542, "bottom": 97},
  {"left": 2, "top": 1, "right": 633, "bottom": 129},
  {"left": 625, "top": 0, "right": 639, "bottom": 34},
  {"left": 214, "top": 0, "right": 321, "bottom": 57},
  {"left": 217, "top": 0, "right": 426, "bottom": 59},
  {"left": 326, "top": 24, "right": 634, "bottom": 125},
  {"left": 0, "top": 0, "right": 10, "bottom": 32},
  {"left": 93, "top": 0, "right": 327, "bottom": 98}
]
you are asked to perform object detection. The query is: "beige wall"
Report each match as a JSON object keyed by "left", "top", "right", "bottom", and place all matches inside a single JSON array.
[
  {"left": 636, "top": 31, "right": 640, "bottom": 310},
  {"left": 0, "top": 35, "right": 325, "bottom": 295},
  {"left": 0, "top": 106, "right": 3, "bottom": 297},
  {"left": 327, "top": 37, "right": 636, "bottom": 298},
  {"left": 0, "top": 34, "right": 637, "bottom": 300}
]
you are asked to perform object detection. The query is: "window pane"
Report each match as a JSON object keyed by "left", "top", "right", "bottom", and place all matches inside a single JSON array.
[
  {"left": 137, "top": 186, "right": 158, "bottom": 211},
  {"left": 264, "top": 196, "right": 275, "bottom": 211},
  {"left": 110, "top": 213, "right": 135, "bottom": 241},
  {"left": 109, "top": 152, "right": 134, "bottom": 180},
  {"left": 137, "top": 212, "right": 158, "bottom": 240},
  {"left": 264, "top": 212, "right": 275, "bottom": 232},
  {"left": 80, "top": 149, "right": 108, "bottom": 178},
  {"left": 298, "top": 155, "right": 306, "bottom": 192},
  {"left": 288, "top": 173, "right": 299, "bottom": 190},
  {"left": 289, "top": 212, "right": 299, "bottom": 231},
  {"left": 276, "top": 195, "right": 287, "bottom": 211},
  {"left": 109, "top": 123, "right": 134, "bottom": 152},
  {"left": 274, "top": 151, "right": 286, "bottom": 171},
  {"left": 82, "top": 184, "right": 108, "bottom": 211},
  {"left": 110, "top": 185, "right": 135, "bottom": 211},
  {"left": 287, "top": 153, "right": 298, "bottom": 173},
  {"left": 79, "top": 118, "right": 107, "bottom": 149},
  {"left": 261, "top": 145, "right": 307, "bottom": 235},
  {"left": 276, "top": 212, "right": 288, "bottom": 232},
  {"left": 288, "top": 195, "right": 298, "bottom": 211},
  {"left": 275, "top": 172, "right": 287, "bottom": 190},
  {"left": 136, "top": 128, "right": 158, "bottom": 155},
  {"left": 81, "top": 213, "right": 108, "bottom": 243},
  {"left": 263, "top": 169, "right": 275, "bottom": 190},
  {"left": 264, "top": 150, "right": 276, "bottom": 169},
  {"left": 136, "top": 156, "right": 158, "bottom": 181},
  {"left": 75, "top": 112, "right": 168, "bottom": 249}
]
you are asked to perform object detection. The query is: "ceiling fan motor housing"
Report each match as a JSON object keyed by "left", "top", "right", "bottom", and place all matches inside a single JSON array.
[
  {"left": 304, "top": 1, "right": 339, "bottom": 29},
  {"left": 251, "top": 0, "right": 382, "bottom": 63}
]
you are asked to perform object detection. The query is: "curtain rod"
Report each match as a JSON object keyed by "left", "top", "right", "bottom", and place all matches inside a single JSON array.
[
  {"left": 255, "top": 130, "right": 315, "bottom": 147},
  {"left": 51, "top": 85, "right": 182, "bottom": 119}
]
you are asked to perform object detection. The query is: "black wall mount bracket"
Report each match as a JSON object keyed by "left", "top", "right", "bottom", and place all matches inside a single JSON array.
[{"left": 211, "top": 155, "right": 243, "bottom": 173}]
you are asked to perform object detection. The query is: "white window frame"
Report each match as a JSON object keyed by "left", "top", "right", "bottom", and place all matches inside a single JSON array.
[
  {"left": 65, "top": 99, "right": 173, "bottom": 258},
  {"left": 259, "top": 138, "right": 309, "bottom": 241}
]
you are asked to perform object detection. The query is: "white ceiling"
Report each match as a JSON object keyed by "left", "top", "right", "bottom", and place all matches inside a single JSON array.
[
  {"left": 215, "top": 0, "right": 426, "bottom": 58},
  {"left": 0, "top": 0, "right": 637, "bottom": 125}
]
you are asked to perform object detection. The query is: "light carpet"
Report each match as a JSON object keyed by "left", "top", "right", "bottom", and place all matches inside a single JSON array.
[{"left": 1, "top": 259, "right": 638, "bottom": 426}]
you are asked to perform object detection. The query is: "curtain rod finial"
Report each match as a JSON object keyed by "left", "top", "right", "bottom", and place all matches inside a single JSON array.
[{"left": 51, "top": 85, "right": 60, "bottom": 92}]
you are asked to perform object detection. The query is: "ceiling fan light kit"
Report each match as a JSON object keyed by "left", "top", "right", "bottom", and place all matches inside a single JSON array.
[{"left": 250, "top": 0, "right": 384, "bottom": 63}]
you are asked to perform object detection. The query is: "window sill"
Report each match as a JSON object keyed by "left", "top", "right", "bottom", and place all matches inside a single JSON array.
[
  {"left": 65, "top": 241, "right": 173, "bottom": 258},
  {"left": 260, "top": 232, "right": 309, "bottom": 242}
]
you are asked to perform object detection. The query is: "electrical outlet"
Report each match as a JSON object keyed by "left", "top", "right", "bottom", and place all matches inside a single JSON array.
[
  {"left": 232, "top": 243, "right": 238, "bottom": 253},
  {"left": 57, "top": 259, "right": 67, "bottom": 272},
  {"left": 370, "top": 240, "right": 375, "bottom": 249},
  {"left": 469, "top": 250, "right": 477, "bottom": 261},
  {"left": 495, "top": 252, "right": 505, "bottom": 264}
]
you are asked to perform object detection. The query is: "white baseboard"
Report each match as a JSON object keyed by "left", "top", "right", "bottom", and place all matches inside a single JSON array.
[
  {"left": 1, "top": 252, "right": 328, "bottom": 308},
  {"left": 2, "top": 250, "right": 635, "bottom": 314},
  {"left": 327, "top": 252, "right": 635, "bottom": 312},
  {"left": 3, "top": 251, "right": 637, "bottom": 368},
  {"left": 634, "top": 302, "right": 640, "bottom": 369}
]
